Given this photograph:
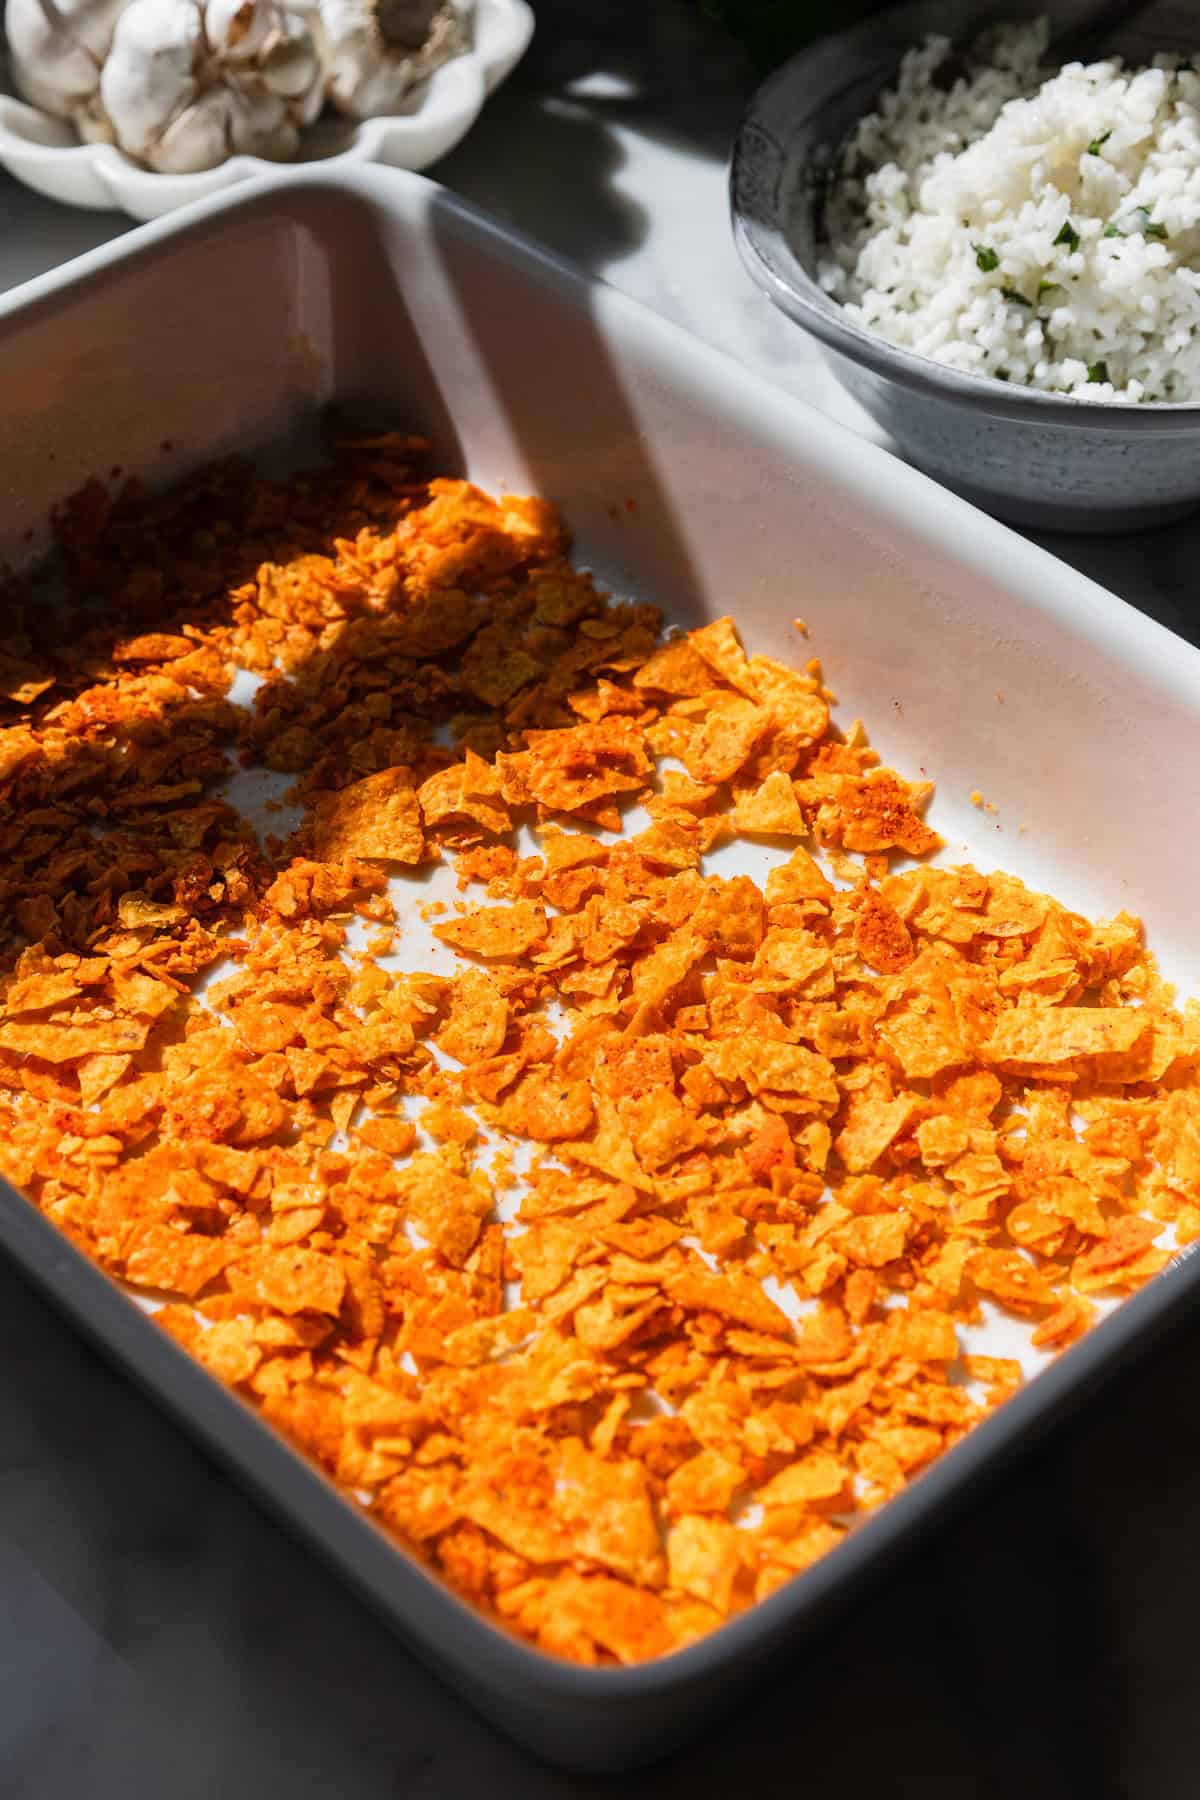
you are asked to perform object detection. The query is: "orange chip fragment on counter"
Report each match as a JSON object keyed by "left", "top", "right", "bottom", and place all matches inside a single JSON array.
[{"left": 1, "top": 437, "right": 1193, "bottom": 1670}]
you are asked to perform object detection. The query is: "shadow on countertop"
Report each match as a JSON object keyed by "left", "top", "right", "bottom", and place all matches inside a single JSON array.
[{"left": 436, "top": 0, "right": 758, "bottom": 273}]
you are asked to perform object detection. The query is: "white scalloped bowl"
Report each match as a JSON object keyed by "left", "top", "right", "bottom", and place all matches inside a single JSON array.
[{"left": 0, "top": 0, "right": 532, "bottom": 219}]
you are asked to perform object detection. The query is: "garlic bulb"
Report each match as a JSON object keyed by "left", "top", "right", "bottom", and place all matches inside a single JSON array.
[
  {"left": 315, "top": 0, "right": 469, "bottom": 121},
  {"left": 7, "top": 0, "right": 326, "bottom": 172},
  {"left": 6, "top": 0, "right": 127, "bottom": 125}
]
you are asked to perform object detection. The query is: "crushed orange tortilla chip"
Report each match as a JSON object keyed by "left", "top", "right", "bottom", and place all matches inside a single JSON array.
[{"left": 312, "top": 767, "right": 426, "bottom": 865}]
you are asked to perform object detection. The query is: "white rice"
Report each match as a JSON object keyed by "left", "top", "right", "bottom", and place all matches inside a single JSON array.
[{"left": 817, "top": 19, "right": 1200, "bottom": 402}]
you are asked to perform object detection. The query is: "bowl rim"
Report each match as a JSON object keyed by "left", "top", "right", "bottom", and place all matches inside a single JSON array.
[{"left": 730, "top": 4, "right": 1200, "bottom": 429}]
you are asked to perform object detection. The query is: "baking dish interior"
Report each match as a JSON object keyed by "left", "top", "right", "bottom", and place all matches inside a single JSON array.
[{"left": 3, "top": 169, "right": 1200, "bottom": 1768}]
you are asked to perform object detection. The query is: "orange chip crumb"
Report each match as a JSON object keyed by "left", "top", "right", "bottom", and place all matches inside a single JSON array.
[{"left": 312, "top": 767, "right": 426, "bottom": 866}]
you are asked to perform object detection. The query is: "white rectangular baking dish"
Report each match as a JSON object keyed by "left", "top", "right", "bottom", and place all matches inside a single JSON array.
[{"left": 1, "top": 167, "right": 1199, "bottom": 1772}]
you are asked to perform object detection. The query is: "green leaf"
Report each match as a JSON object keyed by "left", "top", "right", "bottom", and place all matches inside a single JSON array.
[
  {"left": 1000, "top": 286, "right": 1031, "bottom": 307},
  {"left": 1053, "top": 219, "right": 1080, "bottom": 251},
  {"left": 973, "top": 243, "right": 1000, "bottom": 272},
  {"left": 1105, "top": 209, "right": 1168, "bottom": 242},
  {"left": 1087, "top": 129, "right": 1113, "bottom": 155},
  {"left": 1087, "top": 361, "right": 1110, "bottom": 383}
]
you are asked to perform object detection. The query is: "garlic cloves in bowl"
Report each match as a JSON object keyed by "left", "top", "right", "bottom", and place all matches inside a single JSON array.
[
  {"left": 8, "top": 0, "right": 329, "bottom": 172},
  {"left": 6, "top": 0, "right": 128, "bottom": 130},
  {"left": 99, "top": 0, "right": 326, "bottom": 172},
  {"left": 0, "top": 0, "right": 520, "bottom": 212},
  {"left": 314, "top": 0, "right": 470, "bottom": 121}
]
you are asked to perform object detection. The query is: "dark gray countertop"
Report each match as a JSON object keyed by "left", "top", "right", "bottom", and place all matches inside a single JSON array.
[{"left": 2, "top": 3, "right": 1200, "bottom": 1794}]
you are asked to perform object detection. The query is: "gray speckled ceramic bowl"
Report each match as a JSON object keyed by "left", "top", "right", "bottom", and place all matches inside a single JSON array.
[{"left": 731, "top": 0, "right": 1200, "bottom": 533}]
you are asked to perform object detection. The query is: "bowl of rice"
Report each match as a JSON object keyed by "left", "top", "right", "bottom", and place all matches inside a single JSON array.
[{"left": 731, "top": 1, "right": 1200, "bottom": 531}]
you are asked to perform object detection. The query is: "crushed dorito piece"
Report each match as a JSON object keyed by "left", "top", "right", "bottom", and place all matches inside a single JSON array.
[{"left": 312, "top": 766, "right": 426, "bottom": 865}]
